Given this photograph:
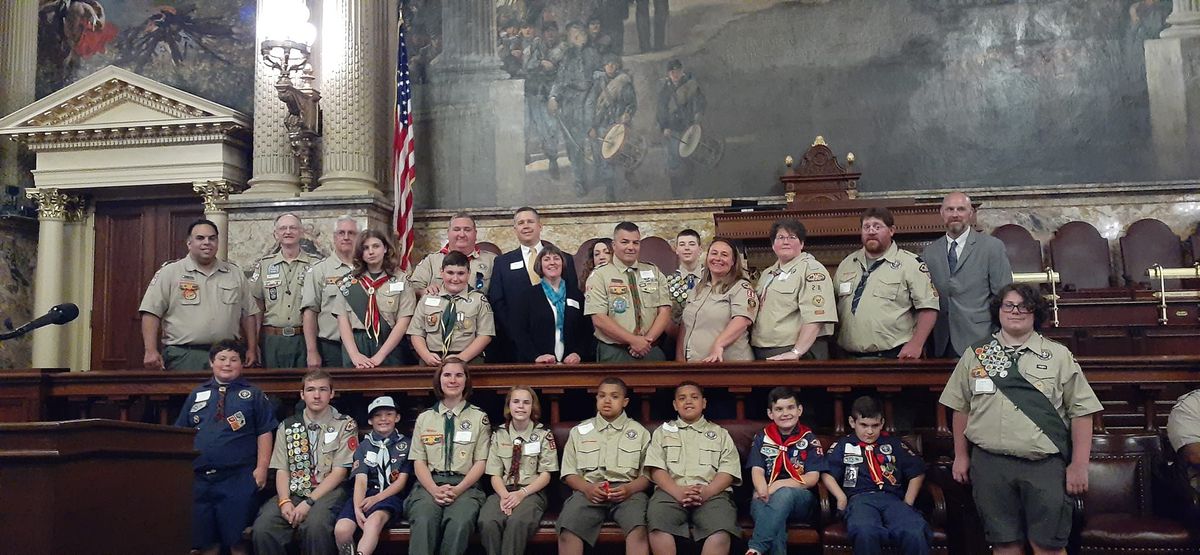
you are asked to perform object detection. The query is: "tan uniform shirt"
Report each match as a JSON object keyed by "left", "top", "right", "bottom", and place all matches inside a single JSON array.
[
  {"left": 410, "top": 249, "right": 497, "bottom": 295},
  {"left": 584, "top": 259, "right": 671, "bottom": 344},
  {"left": 834, "top": 242, "right": 940, "bottom": 353},
  {"left": 407, "top": 290, "right": 495, "bottom": 353},
  {"left": 1167, "top": 390, "right": 1200, "bottom": 451},
  {"left": 752, "top": 252, "right": 838, "bottom": 348},
  {"left": 328, "top": 274, "right": 417, "bottom": 330},
  {"left": 139, "top": 256, "right": 259, "bottom": 345},
  {"left": 680, "top": 279, "right": 757, "bottom": 361},
  {"left": 939, "top": 333, "right": 1103, "bottom": 460},
  {"left": 300, "top": 256, "right": 355, "bottom": 341},
  {"left": 644, "top": 417, "right": 742, "bottom": 489},
  {"left": 410, "top": 401, "right": 492, "bottom": 473},
  {"left": 250, "top": 251, "right": 320, "bottom": 327},
  {"left": 269, "top": 408, "right": 356, "bottom": 483},
  {"left": 560, "top": 412, "right": 651, "bottom": 484},
  {"left": 485, "top": 422, "right": 560, "bottom": 486}
]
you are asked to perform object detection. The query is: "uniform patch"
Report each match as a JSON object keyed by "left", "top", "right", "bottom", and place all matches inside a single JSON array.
[
  {"left": 704, "top": 430, "right": 718, "bottom": 440},
  {"left": 546, "top": 433, "right": 556, "bottom": 451},
  {"left": 797, "top": 438, "right": 809, "bottom": 450},
  {"left": 352, "top": 460, "right": 360, "bottom": 471},
  {"left": 612, "top": 298, "right": 628, "bottom": 314},
  {"left": 918, "top": 263, "right": 929, "bottom": 273},
  {"left": 970, "top": 366, "right": 988, "bottom": 378},
  {"left": 805, "top": 272, "right": 826, "bottom": 282},
  {"left": 345, "top": 420, "right": 356, "bottom": 432},
  {"left": 238, "top": 389, "right": 252, "bottom": 400},
  {"left": 481, "top": 414, "right": 490, "bottom": 427},
  {"left": 190, "top": 401, "right": 207, "bottom": 413},
  {"left": 326, "top": 277, "right": 340, "bottom": 285},
  {"left": 879, "top": 444, "right": 892, "bottom": 455},
  {"left": 348, "top": 436, "right": 358, "bottom": 450},
  {"left": 421, "top": 433, "right": 444, "bottom": 445},
  {"left": 226, "top": 411, "right": 246, "bottom": 431},
  {"left": 812, "top": 295, "right": 825, "bottom": 307},
  {"left": 179, "top": 281, "right": 199, "bottom": 301},
  {"left": 426, "top": 314, "right": 439, "bottom": 327},
  {"left": 608, "top": 284, "right": 629, "bottom": 295},
  {"left": 397, "top": 441, "right": 408, "bottom": 452},
  {"left": 625, "top": 429, "right": 638, "bottom": 439},
  {"left": 814, "top": 310, "right": 825, "bottom": 316},
  {"left": 460, "top": 420, "right": 471, "bottom": 430}
]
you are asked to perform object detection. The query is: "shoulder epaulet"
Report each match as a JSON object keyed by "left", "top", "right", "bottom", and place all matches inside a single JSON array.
[
  {"left": 160, "top": 259, "right": 178, "bottom": 269},
  {"left": 595, "top": 261, "right": 610, "bottom": 269}
]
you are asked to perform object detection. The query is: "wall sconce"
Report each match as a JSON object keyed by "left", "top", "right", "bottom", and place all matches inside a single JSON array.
[{"left": 259, "top": 0, "right": 320, "bottom": 191}]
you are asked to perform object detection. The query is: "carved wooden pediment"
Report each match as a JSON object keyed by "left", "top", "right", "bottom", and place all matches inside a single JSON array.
[{"left": 780, "top": 136, "right": 862, "bottom": 207}]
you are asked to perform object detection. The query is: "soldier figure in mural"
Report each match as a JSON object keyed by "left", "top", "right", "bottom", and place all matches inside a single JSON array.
[
  {"left": 589, "top": 54, "right": 638, "bottom": 201},
  {"left": 656, "top": 59, "right": 706, "bottom": 197},
  {"left": 586, "top": 15, "right": 614, "bottom": 56},
  {"left": 524, "top": 20, "right": 563, "bottom": 178},
  {"left": 498, "top": 19, "right": 525, "bottom": 78},
  {"left": 548, "top": 21, "right": 602, "bottom": 196}
]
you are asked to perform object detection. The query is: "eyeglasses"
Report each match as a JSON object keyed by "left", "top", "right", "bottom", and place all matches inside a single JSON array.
[
  {"left": 1000, "top": 302, "right": 1034, "bottom": 314},
  {"left": 774, "top": 235, "right": 800, "bottom": 243},
  {"left": 275, "top": 225, "right": 302, "bottom": 232},
  {"left": 861, "top": 223, "right": 888, "bottom": 232}
]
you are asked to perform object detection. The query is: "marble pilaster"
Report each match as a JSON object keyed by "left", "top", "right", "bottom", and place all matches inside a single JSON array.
[
  {"left": 0, "top": 216, "right": 36, "bottom": 369},
  {"left": 244, "top": 0, "right": 303, "bottom": 197},
  {"left": 0, "top": 0, "right": 38, "bottom": 193},
  {"left": 1145, "top": 0, "right": 1200, "bottom": 178},
  {"left": 25, "top": 188, "right": 85, "bottom": 368}
]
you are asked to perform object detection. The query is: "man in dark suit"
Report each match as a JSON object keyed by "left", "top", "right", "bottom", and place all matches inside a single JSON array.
[
  {"left": 922, "top": 192, "right": 1013, "bottom": 357},
  {"left": 487, "top": 206, "right": 579, "bottom": 361}
]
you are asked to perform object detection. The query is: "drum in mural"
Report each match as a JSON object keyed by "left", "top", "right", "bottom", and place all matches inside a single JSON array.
[
  {"left": 678, "top": 124, "right": 724, "bottom": 169},
  {"left": 601, "top": 124, "right": 647, "bottom": 170}
]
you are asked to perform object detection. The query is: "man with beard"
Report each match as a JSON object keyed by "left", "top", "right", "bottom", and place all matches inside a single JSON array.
[
  {"left": 548, "top": 21, "right": 602, "bottom": 195},
  {"left": 656, "top": 59, "right": 705, "bottom": 197}
]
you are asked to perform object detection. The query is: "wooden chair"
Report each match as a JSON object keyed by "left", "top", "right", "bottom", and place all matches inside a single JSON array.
[
  {"left": 639, "top": 236, "right": 678, "bottom": 273},
  {"left": 1119, "top": 219, "right": 1183, "bottom": 289},
  {"left": 1049, "top": 221, "right": 1112, "bottom": 290},
  {"left": 477, "top": 241, "right": 502, "bottom": 256},
  {"left": 991, "top": 224, "right": 1044, "bottom": 273}
]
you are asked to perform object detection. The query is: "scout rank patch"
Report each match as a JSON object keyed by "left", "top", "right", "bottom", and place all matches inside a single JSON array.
[
  {"left": 179, "top": 281, "right": 199, "bottom": 301},
  {"left": 226, "top": 411, "right": 246, "bottom": 431}
]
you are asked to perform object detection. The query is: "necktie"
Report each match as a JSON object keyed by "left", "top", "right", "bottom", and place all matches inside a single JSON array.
[
  {"left": 440, "top": 295, "right": 458, "bottom": 355},
  {"left": 861, "top": 442, "right": 885, "bottom": 489},
  {"left": 214, "top": 385, "right": 227, "bottom": 420},
  {"left": 526, "top": 248, "right": 540, "bottom": 285},
  {"left": 509, "top": 438, "right": 523, "bottom": 486},
  {"left": 624, "top": 267, "right": 645, "bottom": 334},
  {"left": 443, "top": 412, "right": 455, "bottom": 470},
  {"left": 851, "top": 259, "right": 886, "bottom": 314},
  {"left": 948, "top": 240, "right": 959, "bottom": 273}
]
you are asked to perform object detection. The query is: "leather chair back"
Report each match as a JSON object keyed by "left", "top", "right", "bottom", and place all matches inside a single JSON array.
[
  {"left": 992, "top": 224, "right": 1044, "bottom": 273},
  {"left": 1050, "top": 221, "right": 1112, "bottom": 290},
  {"left": 1120, "top": 219, "right": 1183, "bottom": 289}
]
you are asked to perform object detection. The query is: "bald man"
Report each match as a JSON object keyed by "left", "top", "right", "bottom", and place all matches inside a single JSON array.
[{"left": 921, "top": 192, "right": 1012, "bottom": 357}]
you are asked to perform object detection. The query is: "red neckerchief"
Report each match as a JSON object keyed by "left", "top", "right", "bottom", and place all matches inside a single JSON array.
[
  {"left": 764, "top": 423, "right": 811, "bottom": 484},
  {"left": 859, "top": 441, "right": 886, "bottom": 489},
  {"left": 359, "top": 273, "right": 391, "bottom": 340},
  {"left": 439, "top": 244, "right": 480, "bottom": 258}
]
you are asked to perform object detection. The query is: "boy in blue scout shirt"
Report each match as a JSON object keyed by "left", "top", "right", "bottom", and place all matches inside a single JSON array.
[
  {"left": 821, "top": 396, "right": 930, "bottom": 555},
  {"left": 334, "top": 395, "right": 412, "bottom": 555},
  {"left": 175, "top": 340, "right": 277, "bottom": 555},
  {"left": 745, "top": 387, "right": 823, "bottom": 555}
]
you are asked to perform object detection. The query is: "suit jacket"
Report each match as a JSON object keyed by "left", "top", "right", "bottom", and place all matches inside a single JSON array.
[
  {"left": 512, "top": 282, "right": 591, "bottom": 362},
  {"left": 488, "top": 244, "right": 578, "bottom": 362},
  {"left": 922, "top": 229, "right": 1013, "bottom": 357}
]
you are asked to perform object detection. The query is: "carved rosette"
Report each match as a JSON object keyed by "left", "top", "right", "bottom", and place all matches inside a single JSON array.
[
  {"left": 25, "top": 188, "right": 86, "bottom": 221},
  {"left": 193, "top": 180, "right": 238, "bottom": 213}
]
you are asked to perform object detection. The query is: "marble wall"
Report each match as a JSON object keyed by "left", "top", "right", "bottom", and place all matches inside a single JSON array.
[{"left": 0, "top": 217, "right": 37, "bottom": 369}]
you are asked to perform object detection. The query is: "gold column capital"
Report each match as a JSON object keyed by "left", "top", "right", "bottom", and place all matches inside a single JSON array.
[
  {"left": 25, "top": 188, "right": 86, "bottom": 221},
  {"left": 192, "top": 180, "right": 238, "bottom": 213}
]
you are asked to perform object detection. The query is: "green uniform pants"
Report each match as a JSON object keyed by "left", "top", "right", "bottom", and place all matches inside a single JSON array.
[
  {"left": 262, "top": 334, "right": 306, "bottom": 369},
  {"left": 317, "top": 338, "right": 346, "bottom": 368},
  {"left": 163, "top": 344, "right": 211, "bottom": 371},
  {"left": 251, "top": 489, "right": 348, "bottom": 555},
  {"left": 596, "top": 341, "right": 666, "bottom": 362},
  {"left": 478, "top": 490, "right": 548, "bottom": 555},
  {"left": 403, "top": 475, "right": 486, "bottom": 555}
]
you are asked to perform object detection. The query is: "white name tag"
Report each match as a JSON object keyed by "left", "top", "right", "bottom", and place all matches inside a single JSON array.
[
  {"left": 195, "top": 390, "right": 211, "bottom": 402},
  {"left": 454, "top": 430, "right": 473, "bottom": 443},
  {"left": 640, "top": 270, "right": 655, "bottom": 279},
  {"left": 389, "top": 281, "right": 405, "bottom": 292},
  {"left": 523, "top": 441, "right": 542, "bottom": 455},
  {"left": 974, "top": 378, "right": 996, "bottom": 394},
  {"left": 778, "top": 272, "right": 790, "bottom": 281},
  {"left": 365, "top": 451, "right": 379, "bottom": 465},
  {"left": 510, "top": 260, "right": 524, "bottom": 270},
  {"left": 844, "top": 444, "right": 862, "bottom": 456},
  {"left": 566, "top": 298, "right": 580, "bottom": 309},
  {"left": 839, "top": 282, "right": 853, "bottom": 294},
  {"left": 324, "top": 431, "right": 338, "bottom": 444},
  {"left": 577, "top": 422, "right": 595, "bottom": 435},
  {"left": 424, "top": 296, "right": 442, "bottom": 307}
]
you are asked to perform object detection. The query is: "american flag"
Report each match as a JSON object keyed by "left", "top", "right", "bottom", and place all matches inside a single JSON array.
[{"left": 392, "top": 16, "right": 416, "bottom": 272}]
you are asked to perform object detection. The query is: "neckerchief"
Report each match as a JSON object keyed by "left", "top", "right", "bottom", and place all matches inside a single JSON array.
[
  {"left": 541, "top": 279, "right": 566, "bottom": 339},
  {"left": 358, "top": 273, "right": 391, "bottom": 341},
  {"left": 859, "top": 442, "right": 887, "bottom": 489},
  {"left": 763, "top": 423, "right": 811, "bottom": 484},
  {"left": 366, "top": 430, "right": 400, "bottom": 489},
  {"left": 439, "top": 244, "right": 480, "bottom": 258}
]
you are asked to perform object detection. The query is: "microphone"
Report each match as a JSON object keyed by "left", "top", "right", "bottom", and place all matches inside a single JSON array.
[{"left": 0, "top": 303, "right": 79, "bottom": 340}]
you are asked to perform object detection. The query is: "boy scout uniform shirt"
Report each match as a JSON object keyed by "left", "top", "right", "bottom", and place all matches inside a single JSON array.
[
  {"left": 328, "top": 274, "right": 418, "bottom": 329},
  {"left": 752, "top": 252, "right": 838, "bottom": 348},
  {"left": 175, "top": 376, "right": 278, "bottom": 470},
  {"left": 644, "top": 417, "right": 742, "bottom": 489},
  {"left": 561, "top": 412, "right": 651, "bottom": 483},
  {"left": 250, "top": 251, "right": 320, "bottom": 327},
  {"left": 584, "top": 259, "right": 671, "bottom": 343},
  {"left": 407, "top": 289, "right": 495, "bottom": 353},
  {"left": 351, "top": 430, "right": 413, "bottom": 492},
  {"left": 680, "top": 278, "right": 757, "bottom": 361},
  {"left": 300, "top": 256, "right": 355, "bottom": 341},
  {"left": 1168, "top": 389, "right": 1200, "bottom": 451},
  {"left": 139, "top": 257, "right": 260, "bottom": 345},
  {"left": 269, "top": 408, "right": 357, "bottom": 486},
  {"left": 938, "top": 332, "right": 1103, "bottom": 460},
  {"left": 410, "top": 401, "right": 492, "bottom": 473},
  {"left": 745, "top": 426, "right": 824, "bottom": 479},
  {"left": 409, "top": 249, "right": 497, "bottom": 294},
  {"left": 823, "top": 434, "right": 925, "bottom": 498},
  {"left": 834, "top": 242, "right": 940, "bottom": 353},
  {"left": 486, "top": 423, "right": 560, "bottom": 486}
]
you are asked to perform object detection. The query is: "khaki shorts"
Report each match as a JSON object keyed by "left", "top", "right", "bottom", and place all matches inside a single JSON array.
[
  {"left": 557, "top": 489, "right": 649, "bottom": 546},
  {"left": 647, "top": 488, "right": 739, "bottom": 541},
  {"left": 970, "top": 446, "right": 1073, "bottom": 549}
]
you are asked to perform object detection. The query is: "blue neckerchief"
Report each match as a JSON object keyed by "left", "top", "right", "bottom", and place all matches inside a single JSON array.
[{"left": 541, "top": 279, "right": 567, "bottom": 341}]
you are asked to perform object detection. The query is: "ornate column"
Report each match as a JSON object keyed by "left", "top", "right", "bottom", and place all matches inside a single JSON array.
[
  {"left": 1146, "top": 0, "right": 1200, "bottom": 178},
  {"left": 244, "top": 0, "right": 303, "bottom": 197},
  {"left": 314, "top": 0, "right": 386, "bottom": 194},
  {"left": 194, "top": 180, "right": 237, "bottom": 260},
  {"left": 25, "top": 188, "right": 84, "bottom": 368},
  {"left": 0, "top": 0, "right": 38, "bottom": 193}
]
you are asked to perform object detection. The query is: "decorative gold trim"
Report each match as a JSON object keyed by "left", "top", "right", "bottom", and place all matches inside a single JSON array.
[
  {"left": 193, "top": 180, "right": 239, "bottom": 213},
  {"left": 25, "top": 188, "right": 86, "bottom": 221},
  {"left": 812, "top": 136, "right": 827, "bottom": 147},
  {"left": 27, "top": 79, "right": 210, "bottom": 127}
]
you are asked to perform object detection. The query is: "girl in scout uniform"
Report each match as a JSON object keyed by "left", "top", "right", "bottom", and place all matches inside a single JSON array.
[
  {"left": 676, "top": 238, "right": 757, "bottom": 362},
  {"left": 405, "top": 359, "right": 493, "bottom": 555},
  {"left": 478, "top": 386, "right": 559, "bottom": 555},
  {"left": 330, "top": 229, "right": 415, "bottom": 368},
  {"left": 409, "top": 251, "right": 495, "bottom": 366}
]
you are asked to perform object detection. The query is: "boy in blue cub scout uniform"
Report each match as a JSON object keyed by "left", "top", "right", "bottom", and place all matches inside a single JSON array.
[
  {"left": 175, "top": 340, "right": 277, "bottom": 555},
  {"left": 821, "top": 395, "right": 931, "bottom": 555},
  {"left": 334, "top": 395, "right": 412, "bottom": 555},
  {"left": 745, "top": 387, "right": 823, "bottom": 555}
]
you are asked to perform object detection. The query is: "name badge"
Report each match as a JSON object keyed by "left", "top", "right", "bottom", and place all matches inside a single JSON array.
[
  {"left": 454, "top": 430, "right": 473, "bottom": 443},
  {"left": 844, "top": 455, "right": 864, "bottom": 465},
  {"left": 324, "top": 431, "right": 338, "bottom": 444},
  {"left": 522, "top": 441, "right": 542, "bottom": 455},
  {"left": 577, "top": 422, "right": 594, "bottom": 435},
  {"left": 640, "top": 269, "right": 655, "bottom": 279},
  {"left": 389, "top": 282, "right": 405, "bottom": 292},
  {"left": 365, "top": 451, "right": 379, "bottom": 465},
  {"left": 839, "top": 282, "right": 853, "bottom": 294},
  {"left": 510, "top": 260, "right": 524, "bottom": 270},
  {"left": 844, "top": 444, "right": 862, "bottom": 456},
  {"left": 424, "top": 296, "right": 442, "bottom": 307},
  {"left": 777, "top": 272, "right": 790, "bottom": 281},
  {"left": 974, "top": 378, "right": 996, "bottom": 394},
  {"left": 566, "top": 298, "right": 580, "bottom": 309},
  {"left": 195, "top": 390, "right": 212, "bottom": 402}
]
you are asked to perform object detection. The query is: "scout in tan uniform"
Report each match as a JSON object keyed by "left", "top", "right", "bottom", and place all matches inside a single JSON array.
[
  {"left": 250, "top": 214, "right": 320, "bottom": 369},
  {"left": 478, "top": 387, "right": 560, "bottom": 555},
  {"left": 939, "top": 284, "right": 1103, "bottom": 554},
  {"left": 668, "top": 229, "right": 704, "bottom": 321},
  {"left": 645, "top": 382, "right": 742, "bottom": 555},
  {"left": 252, "top": 370, "right": 356, "bottom": 555},
  {"left": 140, "top": 218, "right": 260, "bottom": 371},
  {"left": 405, "top": 360, "right": 493, "bottom": 555},
  {"left": 834, "top": 208, "right": 939, "bottom": 358},
  {"left": 301, "top": 215, "right": 359, "bottom": 368},
  {"left": 751, "top": 218, "right": 838, "bottom": 360},
  {"left": 558, "top": 377, "right": 652, "bottom": 555},
  {"left": 328, "top": 230, "right": 415, "bottom": 368},
  {"left": 584, "top": 222, "right": 672, "bottom": 362},
  {"left": 410, "top": 212, "right": 497, "bottom": 296},
  {"left": 677, "top": 238, "right": 756, "bottom": 362},
  {"left": 410, "top": 251, "right": 495, "bottom": 366}
]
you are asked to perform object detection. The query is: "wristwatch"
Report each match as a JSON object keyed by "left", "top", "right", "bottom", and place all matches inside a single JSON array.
[{"left": 302, "top": 497, "right": 315, "bottom": 507}]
